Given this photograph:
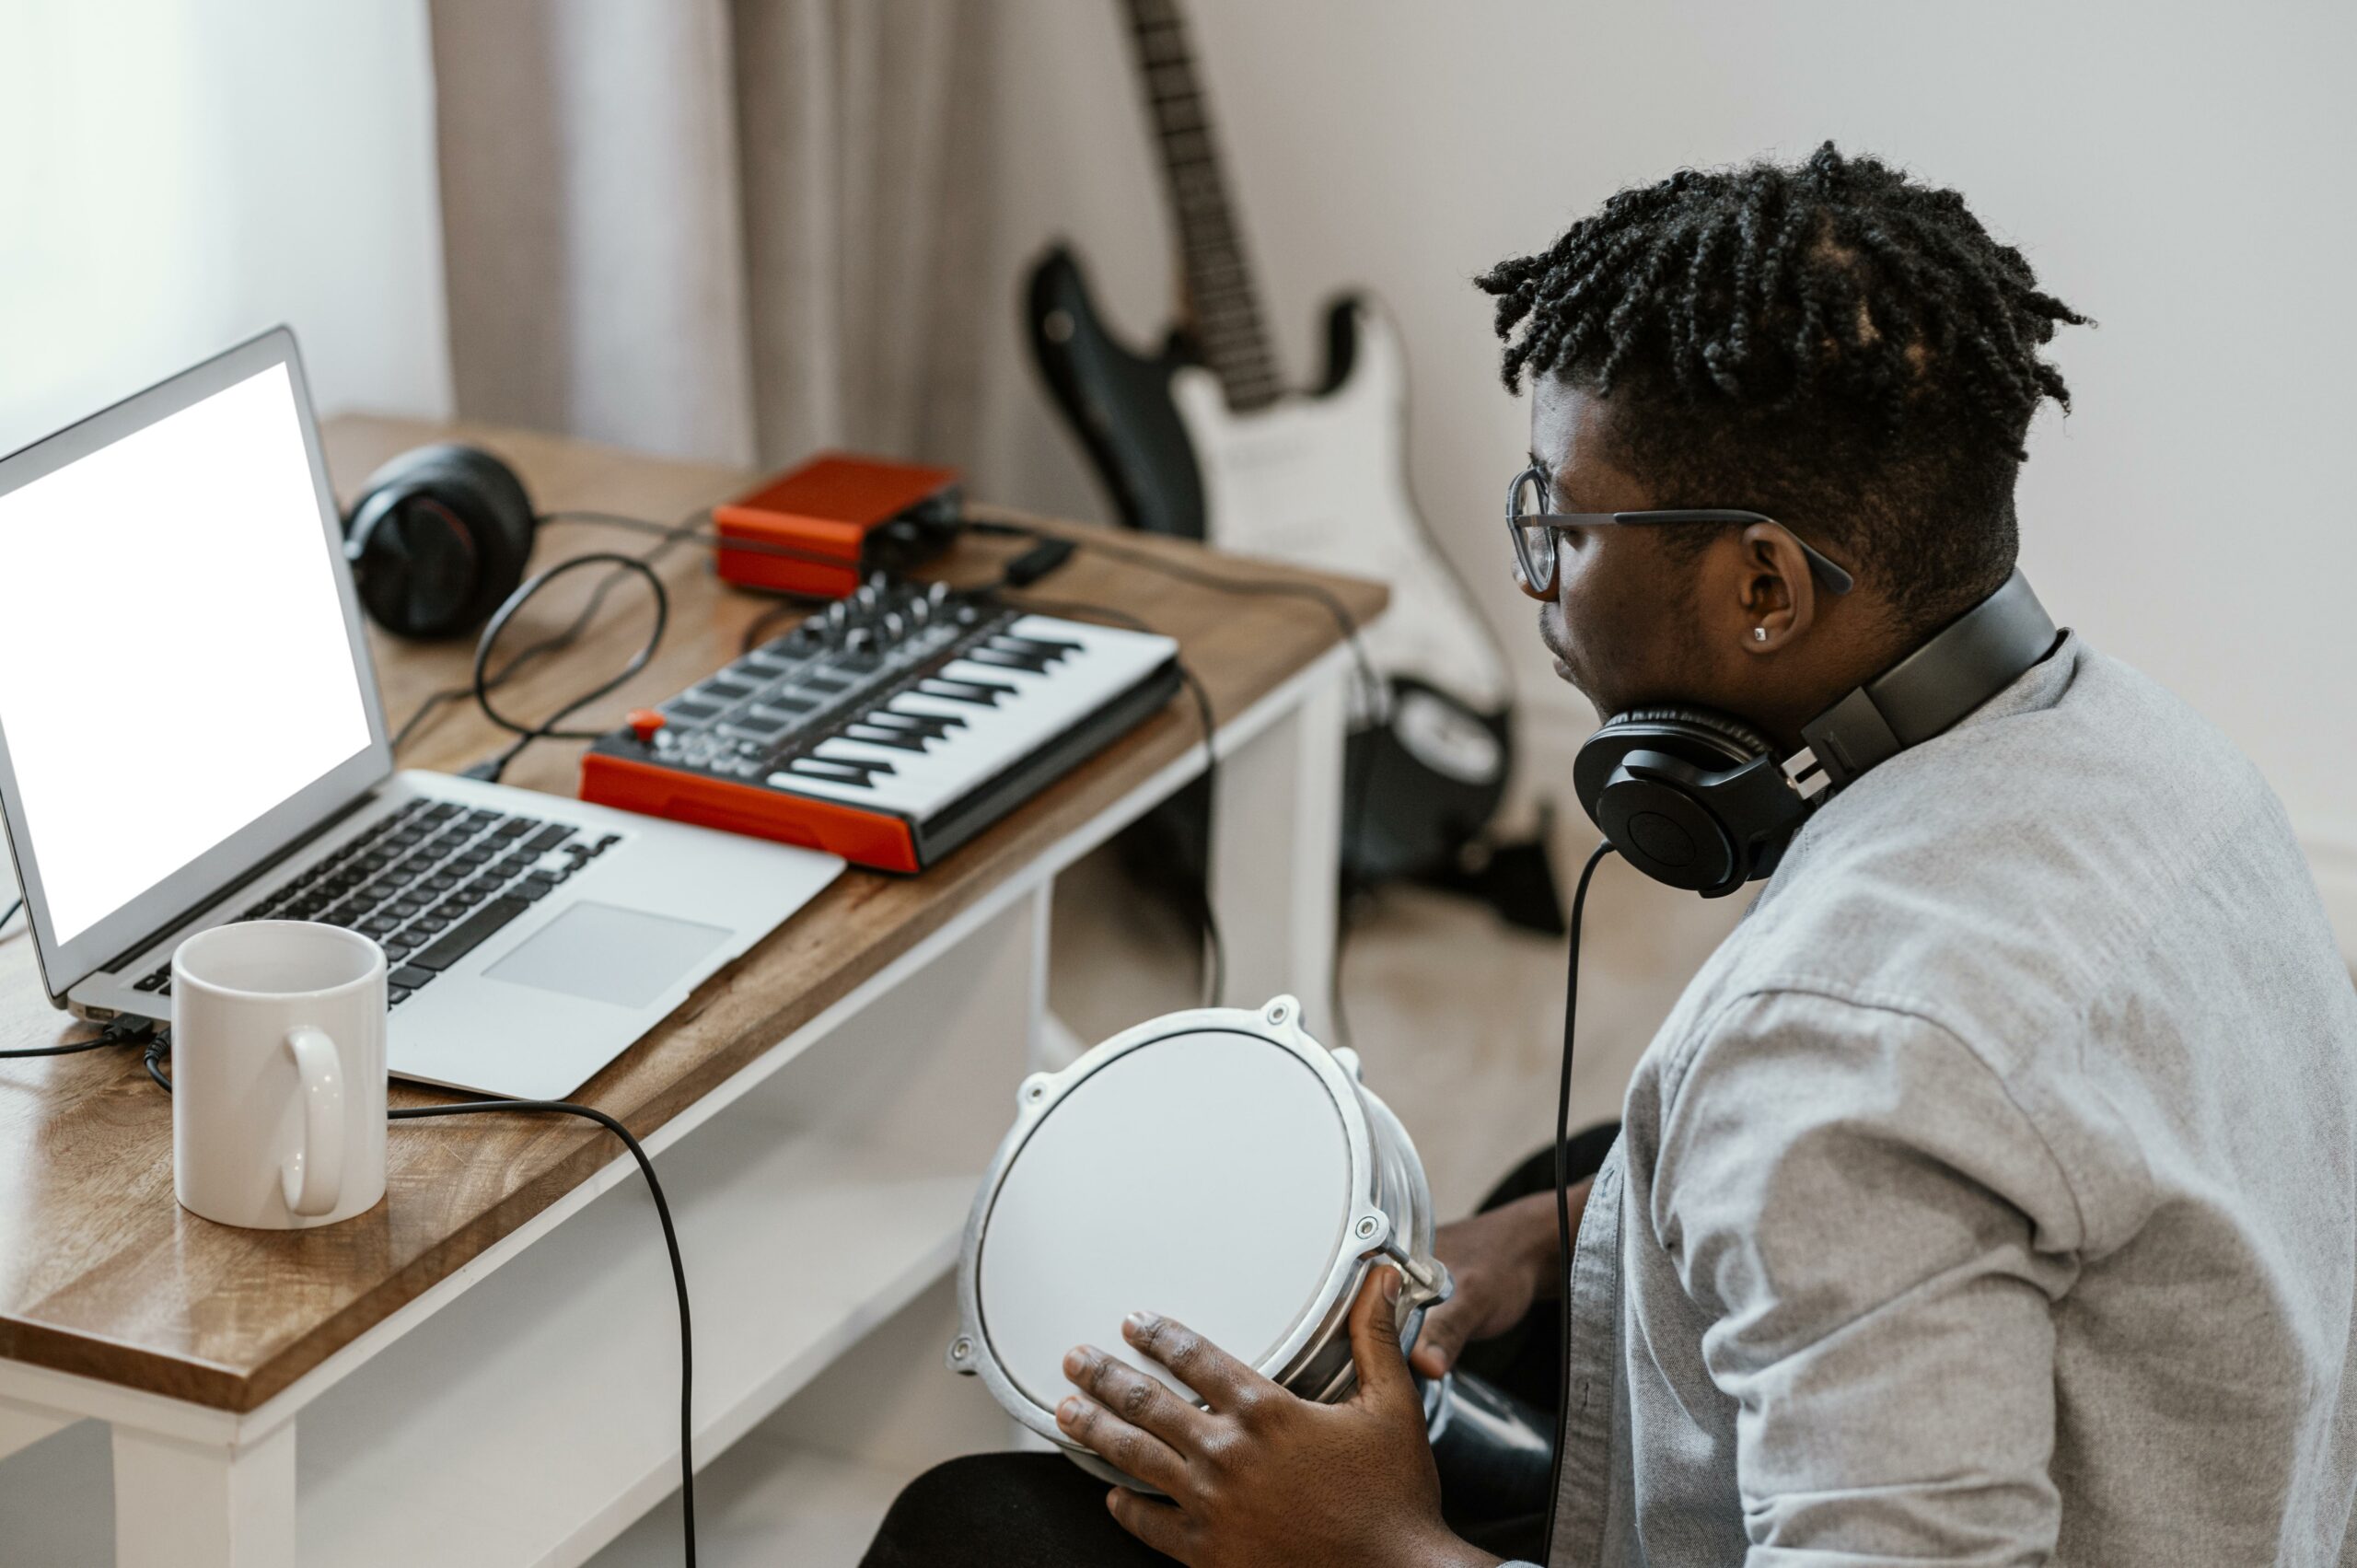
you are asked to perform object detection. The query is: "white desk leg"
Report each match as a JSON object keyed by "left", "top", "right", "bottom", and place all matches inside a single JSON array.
[
  {"left": 1208, "top": 659, "right": 1346, "bottom": 1029},
  {"left": 111, "top": 1419, "right": 296, "bottom": 1568}
]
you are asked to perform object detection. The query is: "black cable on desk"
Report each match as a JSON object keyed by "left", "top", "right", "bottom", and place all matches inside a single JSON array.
[
  {"left": 392, "top": 507, "right": 914, "bottom": 771},
  {"left": 140, "top": 1047, "right": 701, "bottom": 1566},
  {"left": 390, "top": 507, "right": 729, "bottom": 761},
  {"left": 393, "top": 567, "right": 642, "bottom": 754},
  {"left": 0, "top": 1016, "right": 151, "bottom": 1060},
  {"left": 0, "top": 896, "right": 19, "bottom": 934},
  {"left": 463, "top": 552, "right": 671, "bottom": 783}
]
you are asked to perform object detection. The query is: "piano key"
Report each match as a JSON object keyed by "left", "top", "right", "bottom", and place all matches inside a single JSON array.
[
  {"left": 882, "top": 693, "right": 970, "bottom": 726},
  {"left": 788, "top": 757, "right": 874, "bottom": 784},
  {"left": 765, "top": 766, "right": 886, "bottom": 808},
  {"left": 968, "top": 645, "right": 1052, "bottom": 674},
  {"left": 943, "top": 657, "right": 1045, "bottom": 691},
  {"left": 865, "top": 709, "right": 953, "bottom": 737},
  {"left": 814, "top": 738, "right": 902, "bottom": 774},
  {"left": 843, "top": 724, "right": 932, "bottom": 752},
  {"left": 995, "top": 632, "right": 1083, "bottom": 659},
  {"left": 745, "top": 607, "right": 1181, "bottom": 822},
  {"left": 919, "top": 677, "right": 1005, "bottom": 707}
]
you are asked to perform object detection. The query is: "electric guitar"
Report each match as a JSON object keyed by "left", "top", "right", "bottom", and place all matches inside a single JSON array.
[{"left": 1026, "top": 0, "right": 1523, "bottom": 888}]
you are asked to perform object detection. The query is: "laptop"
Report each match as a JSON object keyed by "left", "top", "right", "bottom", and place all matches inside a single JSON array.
[{"left": 0, "top": 328, "right": 845, "bottom": 1100}]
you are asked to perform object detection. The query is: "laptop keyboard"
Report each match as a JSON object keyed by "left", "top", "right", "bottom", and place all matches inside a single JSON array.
[{"left": 131, "top": 799, "right": 621, "bottom": 1008}]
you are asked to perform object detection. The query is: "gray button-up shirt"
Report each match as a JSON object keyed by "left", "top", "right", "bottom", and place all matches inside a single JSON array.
[{"left": 1515, "top": 636, "right": 2357, "bottom": 1566}]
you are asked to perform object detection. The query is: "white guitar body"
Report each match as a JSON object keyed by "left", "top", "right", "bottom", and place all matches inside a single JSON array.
[{"left": 1167, "top": 299, "right": 1512, "bottom": 728}]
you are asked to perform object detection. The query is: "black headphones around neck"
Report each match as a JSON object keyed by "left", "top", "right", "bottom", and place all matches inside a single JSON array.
[
  {"left": 342, "top": 444, "right": 539, "bottom": 639},
  {"left": 1573, "top": 570, "right": 2059, "bottom": 896}
]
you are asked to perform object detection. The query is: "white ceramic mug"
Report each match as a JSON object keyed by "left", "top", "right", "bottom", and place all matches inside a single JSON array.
[{"left": 171, "top": 920, "right": 389, "bottom": 1229}]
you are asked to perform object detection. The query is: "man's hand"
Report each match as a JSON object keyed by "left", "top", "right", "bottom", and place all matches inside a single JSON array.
[
  {"left": 1057, "top": 1268, "right": 1501, "bottom": 1568},
  {"left": 1410, "top": 1179, "right": 1590, "bottom": 1379}
]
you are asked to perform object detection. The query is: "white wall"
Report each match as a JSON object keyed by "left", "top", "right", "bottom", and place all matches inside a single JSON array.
[
  {"left": 0, "top": 0, "right": 450, "bottom": 456},
  {"left": 977, "top": 0, "right": 2357, "bottom": 944}
]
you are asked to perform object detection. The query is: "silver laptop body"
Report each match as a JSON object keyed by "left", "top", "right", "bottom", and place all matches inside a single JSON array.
[{"left": 0, "top": 328, "right": 842, "bottom": 1100}]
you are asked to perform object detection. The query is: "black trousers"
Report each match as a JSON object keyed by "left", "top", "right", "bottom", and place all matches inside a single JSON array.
[{"left": 861, "top": 1124, "right": 1621, "bottom": 1567}]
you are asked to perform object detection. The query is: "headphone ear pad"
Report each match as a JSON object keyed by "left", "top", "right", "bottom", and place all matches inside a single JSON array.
[
  {"left": 343, "top": 445, "right": 537, "bottom": 639},
  {"left": 350, "top": 494, "right": 479, "bottom": 637},
  {"left": 1573, "top": 706, "right": 1782, "bottom": 896},
  {"left": 422, "top": 446, "right": 536, "bottom": 627}
]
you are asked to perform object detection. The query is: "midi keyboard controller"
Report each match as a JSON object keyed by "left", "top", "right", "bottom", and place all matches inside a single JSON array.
[{"left": 580, "top": 579, "right": 1180, "bottom": 871}]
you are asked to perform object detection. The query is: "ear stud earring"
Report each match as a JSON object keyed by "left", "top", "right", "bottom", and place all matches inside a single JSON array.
[{"left": 1753, "top": 627, "right": 1769, "bottom": 642}]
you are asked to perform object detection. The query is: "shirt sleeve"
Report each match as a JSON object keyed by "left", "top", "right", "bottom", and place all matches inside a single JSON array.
[{"left": 1652, "top": 990, "right": 2084, "bottom": 1567}]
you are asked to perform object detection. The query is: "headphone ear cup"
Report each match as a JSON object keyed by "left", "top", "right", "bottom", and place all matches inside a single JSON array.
[
  {"left": 349, "top": 493, "right": 480, "bottom": 637},
  {"left": 1573, "top": 707, "right": 1790, "bottom": 896},
  {"left": 342, "top": 445, "right": 537, "bottom": 639},
  {"left": 424, "top": 445, "right": 536, "bottom": 628}
]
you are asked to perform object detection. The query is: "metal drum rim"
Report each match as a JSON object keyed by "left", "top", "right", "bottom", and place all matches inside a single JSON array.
[{"left": 949, "top": 993, "right": 1427, "bottom": 1458}]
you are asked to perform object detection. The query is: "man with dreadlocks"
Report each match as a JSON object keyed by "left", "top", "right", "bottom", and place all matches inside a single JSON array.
[{"left": 862, "top": 145, "right": 2357, "bottom": 1567}]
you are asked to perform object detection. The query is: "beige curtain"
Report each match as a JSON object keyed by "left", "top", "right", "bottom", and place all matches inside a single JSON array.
[{"left": 429, "top": 0, "right": 995, "bottom": 470}]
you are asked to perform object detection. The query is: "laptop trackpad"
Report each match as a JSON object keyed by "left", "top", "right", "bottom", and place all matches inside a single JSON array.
[{"left": 484, "top": 901, "right": 731, "bottom": 1010}]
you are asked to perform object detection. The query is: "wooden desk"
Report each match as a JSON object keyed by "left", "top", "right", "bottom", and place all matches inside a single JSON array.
[{"left": 0, "top": 418, "right": 1383, "bottom": 1566}]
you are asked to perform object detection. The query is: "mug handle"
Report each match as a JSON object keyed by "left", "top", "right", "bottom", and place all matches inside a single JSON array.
[{"left": 282, "top": 1026, "right": 347, "bottom": 1217}]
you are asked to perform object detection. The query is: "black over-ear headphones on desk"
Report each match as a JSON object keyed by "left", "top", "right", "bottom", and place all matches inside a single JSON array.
[
  {"left": 1572, "top": 569, "right": 2060, "bottom": 895},
  {"left": 342, "top": 444, "right": 539, "bottom": 639}
]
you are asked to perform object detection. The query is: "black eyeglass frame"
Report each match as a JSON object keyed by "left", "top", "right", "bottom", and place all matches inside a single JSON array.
[{"left": 1507, "top": 462, "right": 1854, "bottom": 598}]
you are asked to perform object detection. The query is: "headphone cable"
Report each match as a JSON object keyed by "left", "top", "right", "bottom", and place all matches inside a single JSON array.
[
  {"left": 461, "top": 552, "right": 671, "bottom": 783},
  {"left": 1544, "top": 840, "right": 1616, "bottom": 1558},
  {"left": 391, "top": 509, "right": 894, "bottom": 771},
  {"left": 389, "top": 510, "right": 705, "bottom": 758}
]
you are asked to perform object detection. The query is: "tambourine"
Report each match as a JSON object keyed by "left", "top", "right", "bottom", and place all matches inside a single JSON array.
[{"left": 948, "top": 994, "right": 1551, "bottom": 1513}]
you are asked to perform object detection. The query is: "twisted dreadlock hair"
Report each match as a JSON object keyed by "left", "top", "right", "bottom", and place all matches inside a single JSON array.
[{"left": 1480, "top": 143, "right": 2088, "bottom": 631}]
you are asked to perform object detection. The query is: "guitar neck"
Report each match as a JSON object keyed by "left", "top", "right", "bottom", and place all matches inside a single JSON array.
[{"left": 1122, "top": 0, "right": 1283, "bottom": 411}]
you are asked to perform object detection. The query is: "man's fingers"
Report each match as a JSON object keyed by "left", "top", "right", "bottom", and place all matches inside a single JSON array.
[
  {"left": 1348, "top": 1267, "right": 1418, "bottom": 1405},
  {"left": 1411, "top": 1295, "right": 1472, "bottom": 1378},
  {"left": 1106, "top": 1487, "right": 1195, "bottom": 1562},
  {"left": 1122, "top": 1311, "right": 1279, "bottom": 1415},
  {"left": 1057, "top": 1396, "right": 1189, "bottom": 1494},
  {"left": 1063, "top": 1344, "right": 1211, "bottom": 1452}
]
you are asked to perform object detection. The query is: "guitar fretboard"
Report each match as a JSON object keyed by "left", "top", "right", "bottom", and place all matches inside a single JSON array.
[{"left": 1123, "top": 0, "right": 1283, "bottom": 412}]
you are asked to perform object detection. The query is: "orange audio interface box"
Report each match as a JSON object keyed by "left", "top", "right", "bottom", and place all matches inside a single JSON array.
[{"left": 711, "top": 452, "right": 961, "bottom": 599}]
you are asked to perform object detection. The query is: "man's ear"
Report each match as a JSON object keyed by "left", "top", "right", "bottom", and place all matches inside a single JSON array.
[{"left": 1733, "top": 522, "right": 1817, "bottom": 654}]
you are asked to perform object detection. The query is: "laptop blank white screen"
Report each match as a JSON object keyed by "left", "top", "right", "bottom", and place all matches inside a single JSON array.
[{"left": 0, "top": 361, "right": 371, "bottom": 943}]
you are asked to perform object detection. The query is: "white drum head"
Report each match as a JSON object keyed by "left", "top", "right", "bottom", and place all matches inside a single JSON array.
[{"left": 976, "top": 1028, "right": 1352, "bottom": 1410}]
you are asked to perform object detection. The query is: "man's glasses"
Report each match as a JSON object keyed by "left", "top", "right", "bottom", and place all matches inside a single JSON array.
[{"left": 1506, "top": 462, "right": 1854, "bottom": 599}]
